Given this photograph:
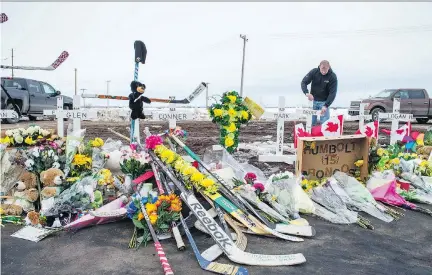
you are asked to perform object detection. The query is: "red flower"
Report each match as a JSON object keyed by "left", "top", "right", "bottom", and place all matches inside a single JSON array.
[
  {"left": 253, "top": 183, "right": 265, "bottom": 192},
  {"left": 244, "top": 172, "right": 257, "bottom": 183},
  {"left": 145, "top": 135, "right": 163, "bottom": 149},
  {"left": 192, "top": 161, "right": 199, "bottom": 168}
]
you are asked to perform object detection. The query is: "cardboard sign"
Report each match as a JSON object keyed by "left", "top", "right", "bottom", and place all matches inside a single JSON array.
[
  {"left": 296, "top": 135, "right": 369, "bottom": 180},
  {"left": 243, "top": 97, "right": 265, "bottom": 119}
]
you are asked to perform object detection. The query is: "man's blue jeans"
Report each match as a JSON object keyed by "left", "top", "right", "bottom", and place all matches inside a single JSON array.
[{"left": 312, "top": 100, "right": 330, "bottom": 126}]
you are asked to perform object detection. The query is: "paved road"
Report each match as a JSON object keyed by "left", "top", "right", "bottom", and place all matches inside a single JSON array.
[{"left": 2, "top": 204, "right": 432, "bottom": 275}]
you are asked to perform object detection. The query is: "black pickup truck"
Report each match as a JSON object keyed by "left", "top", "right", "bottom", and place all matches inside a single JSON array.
[{"left": 1, "top": 77, "right": 73, "bottom": 124}]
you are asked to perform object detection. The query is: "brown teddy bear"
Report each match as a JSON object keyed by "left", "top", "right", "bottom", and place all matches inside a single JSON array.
[
  {"left": 0, "top": 171, "right": 39, "bottom": 215},
  {"left": 40, "top": 168, "right": 65, "bottom": 199}
]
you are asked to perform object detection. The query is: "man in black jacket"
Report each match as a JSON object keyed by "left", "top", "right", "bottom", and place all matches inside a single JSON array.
[{"left": 301, "top": 60, "right": 338, "bottom": 125}]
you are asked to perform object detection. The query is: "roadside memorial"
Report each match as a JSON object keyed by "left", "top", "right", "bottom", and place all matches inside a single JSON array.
[
  {"left": 295, "top": 107, "right": 321, "bottom": 133},
  {"left": 378, "top": 98, "right": 413, "bottom": 145},
  {"left": 208, "top": 90, "right": 252, "bottom": 153},
  {"left": 296, "top": 135, "right": 369, "bottom": 181},
  {"left": 258, "top": 96, "right": 298, "bottom": 164}
]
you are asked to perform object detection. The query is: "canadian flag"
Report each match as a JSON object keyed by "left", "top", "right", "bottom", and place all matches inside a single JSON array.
[
  {"left": 355, "top": 121, "right": 379, "bottom": 138},
  {"left": 294, "top": 123, "right": 310, "bottom": 148},
  {"left": 381, "top": 122, "right": 411, "bottom": 142},
  {"left": 311, "top": 115, "right": 344, "bottom": 137}
]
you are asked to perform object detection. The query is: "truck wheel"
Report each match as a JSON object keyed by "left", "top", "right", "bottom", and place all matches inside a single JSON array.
[
  {"left": 29, "top": 115, "right": 38, "bottom": 121},
  {"left": 371, "top": 107, "right": 384, "bottom": 122},
  {"left": 416, "top": 118, "right": 429, "bottom": 124},
  {"left": 2, "top": 103, "right": 21, "bottom": 124}
]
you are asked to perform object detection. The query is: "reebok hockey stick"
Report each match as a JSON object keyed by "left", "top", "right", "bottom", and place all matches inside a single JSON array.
[
  {"left": 169, "top": 134, "right": 315, "bottom": 238},
  {"left": 159, "top": 172, "right": 249, "bottom": 275},
  {"left": 149, "top": 150, "right": 306, "bottom": 266},
  {"left": 0, "top": 51, "right": 69, "bottom": 71}
]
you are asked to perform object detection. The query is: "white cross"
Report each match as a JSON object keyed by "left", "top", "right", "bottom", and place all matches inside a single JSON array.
[
  {"left": 295, "top": 108, "right": 321, "bottom": 133},
  {"left": 351, "top": 103, "right": 372, "bottom": 132},
  {"left": 151, "top": 96, "right": 194, "bottom": 130},
  {"left": 43, "top": 96, "right": 97, "bottom": 137},
  {"left": 258, "top": 96, "right": 298, "bottom": 164},
  {"left": 378, "top": 98, "right": 413, "bottom": 145}
]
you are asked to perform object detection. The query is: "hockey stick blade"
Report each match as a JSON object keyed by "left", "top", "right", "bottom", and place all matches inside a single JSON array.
[
  {"left": 0, "top": 51, "right": 69, "bottom": 71},
  {"left": 150, "top": 152, "right": 306, "bottom": 266}
]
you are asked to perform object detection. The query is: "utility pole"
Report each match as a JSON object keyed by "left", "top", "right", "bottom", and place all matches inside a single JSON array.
[
  {"left": 239, "top": 34, "right": 248, "bottom": 97},
  {"left": 205, "top": 82, "right": 210, "bottom": 109},
  {"left": 74, "top": 68, "right": 77, "bottom": 95},
  {"left": 80, "top": 88, "right": 87, "bottom": 108},
  {"left": 106, "top": 80, "right": 111, "bottom": 108},
  {"left": 11, "top": 48, "right": 14, "bottom": 78}
]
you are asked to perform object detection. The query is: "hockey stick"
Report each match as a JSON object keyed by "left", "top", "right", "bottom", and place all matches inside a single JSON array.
[
  {"left": 169, "top": 134, "right": 315, "bottom": 238},
  {"left": 0, "top": 13, "right": 8, "bottom": 23},
  {"left": 134, "top": 188, "right": 175, "bottom": 275},
  {"left": 82, "top": 82, "right": 207, "bottom": 104},
  {"left": 159, "top": 172, "right": 249, "bottom": 274},
  {"left": 148, "top": 150, "right": 306, "bottom": 266},
  {"left": 0, "top": 51, "right": 69, "bottom": 71},
  {"left": 146, "top": 154, "right": 186, "bottom": 251}
]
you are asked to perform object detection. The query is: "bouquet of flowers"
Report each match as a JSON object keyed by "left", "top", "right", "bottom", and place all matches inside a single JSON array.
[
  {"left": 24, "top": 145, "right": 66, "bottom": 174},
  {"left": 208, "top": 90, "right": 252, "bottom": 153},
  {"left": 127, "top": 192, "right": 182, "bottom": 248},
  {"left": 1, "top": 126, "right": 55, "bottom": 147}
]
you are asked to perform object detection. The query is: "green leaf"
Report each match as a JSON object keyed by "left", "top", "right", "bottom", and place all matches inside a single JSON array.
[{"left": 132, "top": 218, "right": 146, "bottom": 229}]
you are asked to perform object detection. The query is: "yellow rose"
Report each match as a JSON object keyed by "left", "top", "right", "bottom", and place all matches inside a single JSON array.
[
  {"left": 241, "top": 110, "right": 249, "bottom": 120},
  {"left": 354, "top": 160, "right": 364, "bottom": 167},
  {"left": 149, "top": 214, "right": 158, "bottom": 225},
  {"left": 146, "top": 203, "right": 157, "bottom": 215},
  {"left": 213, "top": 108, "right": 223, "bottom": 117},
  {"left": 191, "top": 172, "right": 205, "bottom": 183},
  {"left": 225, "top": 137, "right": 234, "bottom": 147},
  {"left": 227, "top": 95, "right": 237, "bottom": 104},
  {"left": 227, "top": 108, "right": 237, "bottom": 117},
  {"left": 377, "top": 148, "right": 385, "bottom": 156},
  {"left": 201, "top": 178, "right": 215, "bottom": 188},
  {"left": 224, "top": 122, "right": 237, "bottom": 133}
]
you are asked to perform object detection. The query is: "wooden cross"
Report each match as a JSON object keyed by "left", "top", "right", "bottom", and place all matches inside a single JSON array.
[
  {"left": 0, "top": 109, "right": 19, "bottom": 120},
  {"left": 295, "top": 108, "right": 321, "bottom": 133},
  {"left": 378, "top": 98, "right": 413, "bottom": 145}
]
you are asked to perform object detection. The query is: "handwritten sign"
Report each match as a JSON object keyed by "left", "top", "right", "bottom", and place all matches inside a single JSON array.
[
  {"left": 43, "top": 110, "right": 97, "bottom": 119},
  {"left": 296, "top": 135, "right": 369, "bottom": 180},
  {"left": 243, "top": 97, "right": 265, "bottom": 119}
]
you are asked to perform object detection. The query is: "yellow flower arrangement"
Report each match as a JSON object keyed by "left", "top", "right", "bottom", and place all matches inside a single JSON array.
[{"left": 155, "top": 145, "right": 218, "bottom": 194}]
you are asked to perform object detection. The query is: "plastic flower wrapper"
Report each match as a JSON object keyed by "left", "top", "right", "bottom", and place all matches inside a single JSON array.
[
  {"left": 311, "top": 181, "right": 359, "bottom": 224},
  {"left": 64, "top": 129, "right": 86, "bottom": 178},
  {"left": 333, "top": 172, "right": 394, "bottom": 222},
  {"left": 366, "top": 170, "right": 396, "bottom": 191},
  {"left": 400, "top": 172, "right": 432, "bottom": 194},
  {"left": 91, "top": 147, "right": 109, "bottom": 173},
  {"left": 234, "top": 184, "right": 288, "bottom": 223},
  {"left": 42, "top": 176, "right": 96, "bottom": 216},
  {"left": 398, "top": 188, "right": 432, "bottom": 204}
]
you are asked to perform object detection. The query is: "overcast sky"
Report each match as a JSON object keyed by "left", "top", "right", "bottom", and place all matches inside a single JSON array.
[{"left": 1, "top": 2, "right": 432, "bottom": 107}]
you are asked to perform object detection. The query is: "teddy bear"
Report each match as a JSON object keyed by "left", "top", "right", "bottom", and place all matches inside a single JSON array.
[
  {"left": 128, "top": 80, "right": 151, "bottom": 120},
  {"left": 40, "top": 168, "right": 65, "bottom": 199},
  {"left": 0, "top": 171, "right": 39, "bottom": 215}
]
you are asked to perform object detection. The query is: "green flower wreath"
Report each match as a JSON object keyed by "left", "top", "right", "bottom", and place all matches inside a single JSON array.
[{"left": 208, "top": 90, "right": 252, "bottom": 153}]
